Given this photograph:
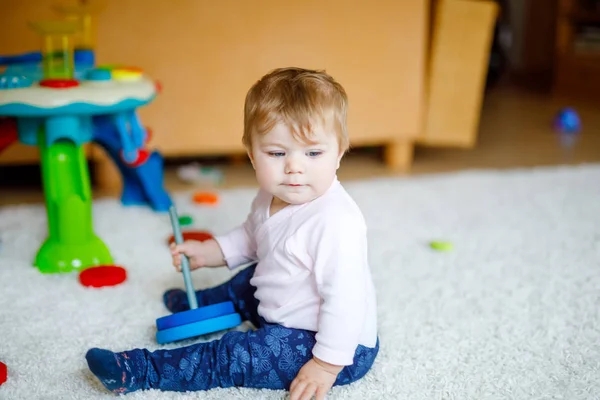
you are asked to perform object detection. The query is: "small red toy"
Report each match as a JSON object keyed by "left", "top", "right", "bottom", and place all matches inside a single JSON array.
[
  {"left": 0, "top": 361, "right": 7, "bottom": 386},
  {"left": 79, "top": 265, "right": 127, "bottom": 288},
  {"left": 167, "top": 231, "right": 214, "bottom": 246},
  {"left": 39, "top": 78, "right": 80, "bottom": 89}
]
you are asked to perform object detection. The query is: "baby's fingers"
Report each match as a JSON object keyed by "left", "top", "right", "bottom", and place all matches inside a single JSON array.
[{"left": 173, "top": 259, "right": 182, "bottom": 272}]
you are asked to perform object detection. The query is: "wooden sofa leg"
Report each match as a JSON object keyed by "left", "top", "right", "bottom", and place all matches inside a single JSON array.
[{"left": 383, "top": 140, "right": 414, "bottom": 172}]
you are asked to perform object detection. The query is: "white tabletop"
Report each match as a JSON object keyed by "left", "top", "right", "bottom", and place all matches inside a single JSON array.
[{"left": 0, "top": 76, "right": 156, "bottom": 109}]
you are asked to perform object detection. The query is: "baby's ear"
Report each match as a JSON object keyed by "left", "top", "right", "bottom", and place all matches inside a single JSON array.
[
  {"left": 336, "top": 151, "right": 344, "bottom": 169},
  {"left": 247, "top": 149, "right": 256, "bottom": 169}
]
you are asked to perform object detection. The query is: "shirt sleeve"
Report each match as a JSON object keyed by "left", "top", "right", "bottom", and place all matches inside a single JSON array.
[
  {"left": 310, "top": 213, "right": 370, "bottom": 366},
  {"left": 213, "top": 193, "right": 261, "bottom": 269}
]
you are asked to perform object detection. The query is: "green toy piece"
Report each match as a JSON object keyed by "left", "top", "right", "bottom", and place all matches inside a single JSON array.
[
  {"left": 35, "top": 139, "right": 112, "bottom": 273},
  {"left": 429, "top": 241, "right": 453, "bottom": 252},
  {"left": 178, "top": 215, "right": 193, "bottom": 226}
]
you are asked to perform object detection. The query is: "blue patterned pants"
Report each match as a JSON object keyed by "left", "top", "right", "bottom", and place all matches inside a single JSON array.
[{"left": 144, "top": 263, "right": 379, "bottom": 392}]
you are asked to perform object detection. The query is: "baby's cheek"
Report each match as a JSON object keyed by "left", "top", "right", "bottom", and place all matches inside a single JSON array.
[{"left": 256, "top": 164, "right": 278, "bottom": 186}]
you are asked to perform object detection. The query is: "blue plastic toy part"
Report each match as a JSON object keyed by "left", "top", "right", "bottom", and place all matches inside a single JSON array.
[
  {"left": 17, "top": 115, "right": 93, "bottom": 147},
  {"left": 85, "top": 68, "right": 111, "bottom": 81},
  {"left": 154, "top": 206, "right": 242, "bottom": 344},
  {"left": 0, "top": 50, "right": 94, "bottom": 67},
  {"left": 156, "top": 313, "right": 242, "bottom": 344},
  {"left": 128, "top": 111, "right": 147, "bottom": 148},
  {"left": 74, "top": 49, "right": 95, "bottom": 67},
  {"left": 0, "top": 97, "right": 155, "bottom": 118},
  {"left": 0, "top": 74, "right": 33, "bottom": 90},
  {"left": 156, "top": 301, "right": 235, "bottom": 330},
  {"left": 113, "top": 111, "right": 139, "bottom": 164},
  {"left": 92, "top": 115, "right": 172, "bottom": 212},
  {"left": 0, "top": 51, "right": 42, "bottom": 66}
]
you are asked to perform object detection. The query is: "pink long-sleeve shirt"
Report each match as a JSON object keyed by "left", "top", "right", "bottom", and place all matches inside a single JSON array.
[{"left": 214, "top": 178, "right": 378, "bottom": 366}]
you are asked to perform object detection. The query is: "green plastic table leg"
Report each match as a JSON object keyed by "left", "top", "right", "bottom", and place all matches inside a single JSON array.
[{"left": 34, "top": 138, "right": 113, "bottom": 274}]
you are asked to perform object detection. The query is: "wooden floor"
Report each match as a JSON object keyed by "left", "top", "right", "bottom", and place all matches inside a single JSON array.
[{"left": 1, "top": 83, "right": 599, "bottom": 206}]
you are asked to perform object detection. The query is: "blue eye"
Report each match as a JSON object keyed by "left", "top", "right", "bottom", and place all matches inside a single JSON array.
[
  {"left": 307, "top": 151, "right": 322, "bottom": 157},
  {"left": 268, "top": 151, "right": 285, "bottom": 157}
]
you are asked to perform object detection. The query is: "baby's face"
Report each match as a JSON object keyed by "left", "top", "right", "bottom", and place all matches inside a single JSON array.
[{"left": 249, "top": 121, "right": 342, "bottom": 206}]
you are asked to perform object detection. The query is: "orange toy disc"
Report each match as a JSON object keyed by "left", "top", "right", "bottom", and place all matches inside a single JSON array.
[
  {"left": 79, "top": 265, "right": 127, "bottom": 288},
  {"left": 192, "top": 192, "right": 219, "bottom": 205}
]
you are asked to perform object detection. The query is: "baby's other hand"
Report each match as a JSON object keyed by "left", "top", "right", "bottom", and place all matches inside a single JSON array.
[
  {"left": 170, "top": 240, "right": 206, "bottom": 271},
  {"left": 289, "top": 357, "right": 342, "bottom": 400}
]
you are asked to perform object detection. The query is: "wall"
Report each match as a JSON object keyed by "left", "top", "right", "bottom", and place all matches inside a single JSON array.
[{"left": 1, "top": 0, "right": 428, "bottom": 160}]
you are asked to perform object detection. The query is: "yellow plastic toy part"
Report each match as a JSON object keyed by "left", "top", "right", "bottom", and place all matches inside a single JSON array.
[
  {"left": 111, "top": 68, "right": 143, "bottom": 82},
  {"left": 28, "top": 20, "right": 79, "bottom": 80},
  {"left": 52, "top": 1, "right": 106, "bottom": 51}
]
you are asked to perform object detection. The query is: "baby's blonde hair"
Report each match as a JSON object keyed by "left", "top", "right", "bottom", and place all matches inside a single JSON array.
[{"left": 243, "top": 67, "right": 349, "bottom": 153}]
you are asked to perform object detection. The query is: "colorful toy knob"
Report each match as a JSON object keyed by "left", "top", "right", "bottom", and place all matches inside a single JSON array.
[
  {"left": 85, "top": 68, "right": 111, "bottom": 81},
  {"left": 112, "top": 67, "right": 143, "bottom": 82}
]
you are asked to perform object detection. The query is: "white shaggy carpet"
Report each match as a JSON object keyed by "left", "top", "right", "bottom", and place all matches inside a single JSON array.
[{"left": 1, "top": 164, "right": 600, "bottom": 400}]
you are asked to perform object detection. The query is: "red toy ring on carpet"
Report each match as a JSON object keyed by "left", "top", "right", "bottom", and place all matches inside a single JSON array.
[
  {"left": 0, "top": 361, "right": 7, "bottom": 386},
  {"left": 79, "top": 265, "right": 127, "bottom": 288},
  {"left": 167, "top": 230, "right": 214, "bottom": 246}
]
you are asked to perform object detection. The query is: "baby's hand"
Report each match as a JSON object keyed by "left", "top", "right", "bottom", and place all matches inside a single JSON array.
[
  {"left": 289, "top": 357, "right": 342, "bottom": 400},
  {"left": 170, "top": 240, "right": 209, "bottom": 271}
]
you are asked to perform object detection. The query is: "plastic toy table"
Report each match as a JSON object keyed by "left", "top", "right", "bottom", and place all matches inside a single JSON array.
[{"left": 0, "top": 62, "right": 172, "bottom": 274}]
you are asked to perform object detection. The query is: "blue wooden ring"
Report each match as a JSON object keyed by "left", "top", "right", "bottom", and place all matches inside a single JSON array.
[
  {"left": 156, "top": 313, "right": 242, "bottom": 344},
  {"left": 156, "top": 301, "right": 235, "bottom": 331}
]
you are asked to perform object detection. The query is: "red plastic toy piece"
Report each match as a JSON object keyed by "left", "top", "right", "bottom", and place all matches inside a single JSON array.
[
  {"left": 120, "top": 148, "right": 150, "bottom": 167},
  {"left": 0, "top": 361, "right": 7, "bottom": 386},
  {"left": 167, "top": 230, "right": 214, "bottom": 246},
  {"left": 79, "top": 265, "right": 127, "bottom": 288},
  {"left": 0, "top": 118, "right": 18, "bottom": 154},
  {"left": 39, "top": 79, "right": 80, "bottom": 89},
  {"left": 130, "top": 149, "right": 150, "bottom": 167},
  {"left": 154, "top": 80, "right": 162, "bottom": 94}
]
